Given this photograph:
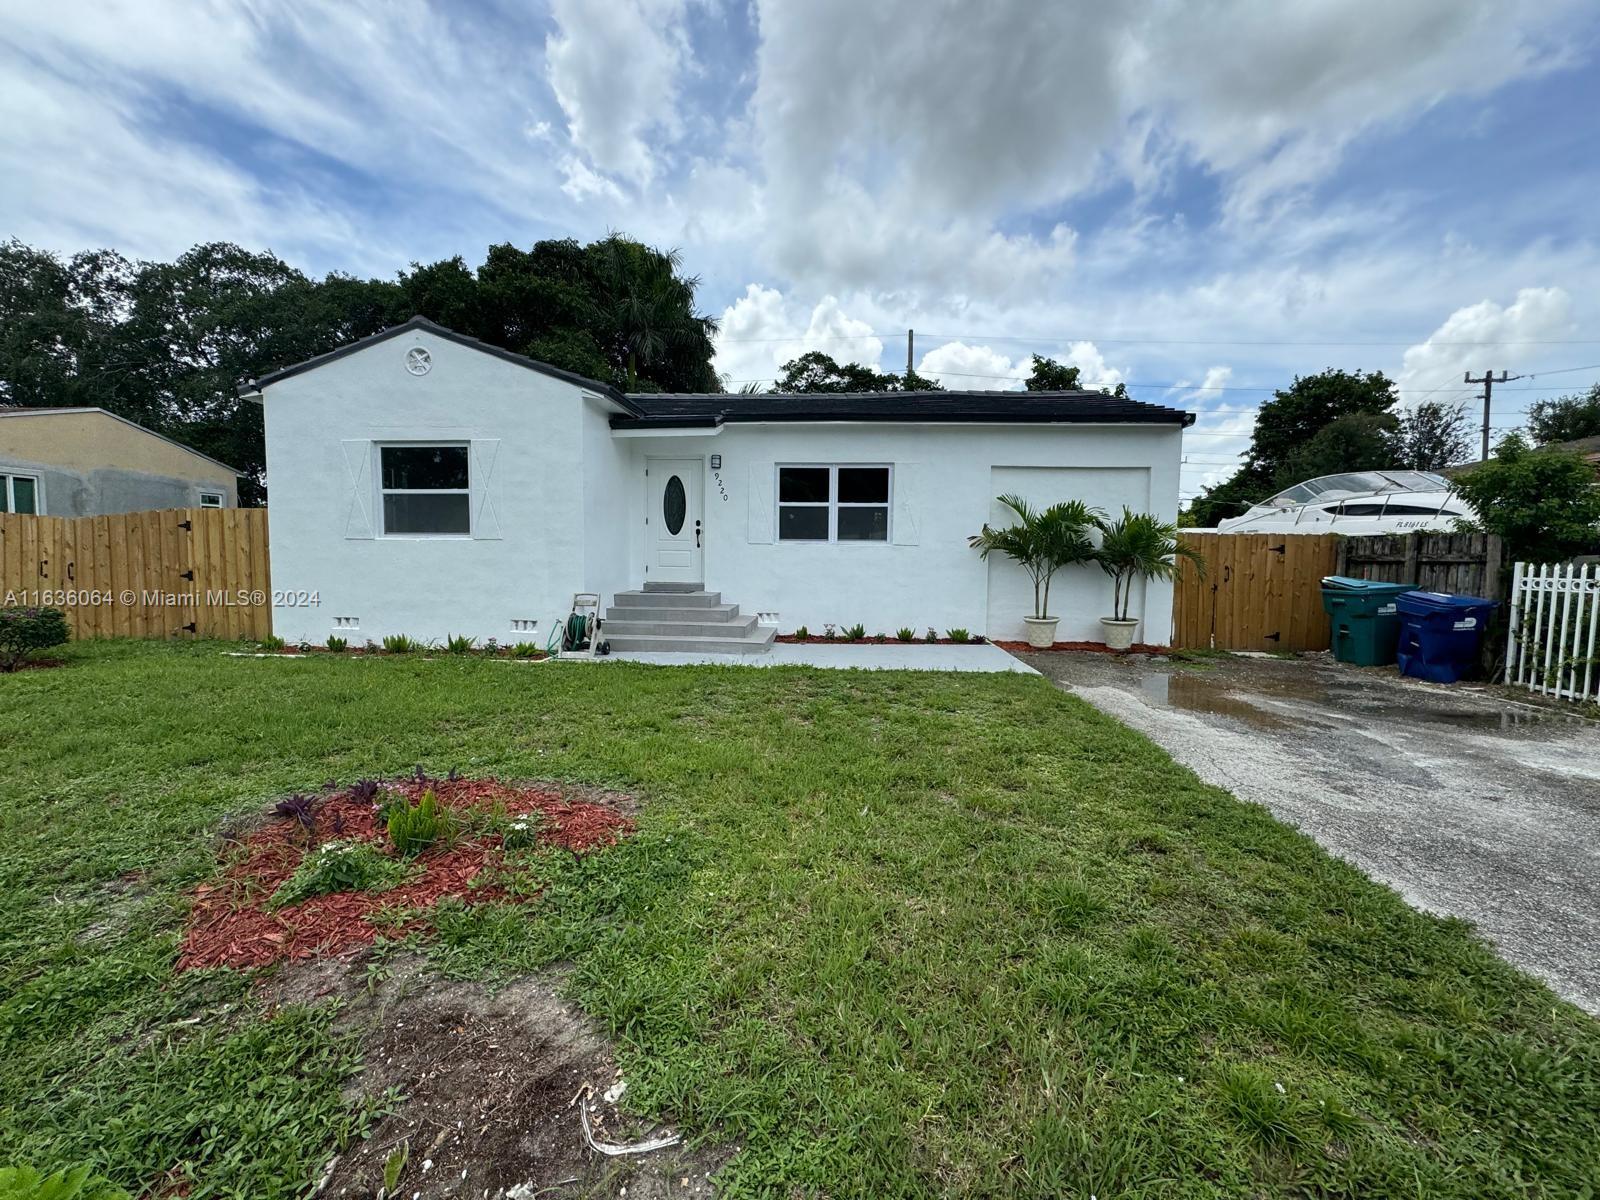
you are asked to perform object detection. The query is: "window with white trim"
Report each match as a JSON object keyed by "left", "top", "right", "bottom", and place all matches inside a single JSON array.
[
  {"left": 380, "top": 444, "right": 470, "bottom": 535},
  {"left": 776, "top": 465, "right": 890, "bottom": 542},
  {"left": 198, "top": 491, "right": 224, "bottom": 508},
  {"left": 1, "top": 473, "right": 39, "bottom": 514}
]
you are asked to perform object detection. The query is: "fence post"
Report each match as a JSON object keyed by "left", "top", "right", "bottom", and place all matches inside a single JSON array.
[
  {"left": 1482, "top": 535, "right": 1504, "bottom": 602},
  {"left": 1402, "top": 532, "right": 1421, "bottom": 585},
  {"left": 1504, "top": 560, "right": 1523, "bottom": 684}
]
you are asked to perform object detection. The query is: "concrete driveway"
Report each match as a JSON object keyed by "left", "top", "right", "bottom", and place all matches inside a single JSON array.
[{"left": 1016, "top": 649, "right": 1600, "bottom": 1014}]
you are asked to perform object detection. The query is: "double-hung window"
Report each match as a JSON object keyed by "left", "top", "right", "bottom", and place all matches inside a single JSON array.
[
  {"left": 380, "top": 444, "right": 470, "bottom": 536},
  {"left": 777, "top": 465, "right": 890, "bottom": 542},
  {"left": 198, "top": 491, "right": 224, "bottom": 509},
  {"left": 0, "top": 472, "right": 39, "bottom": 514}
]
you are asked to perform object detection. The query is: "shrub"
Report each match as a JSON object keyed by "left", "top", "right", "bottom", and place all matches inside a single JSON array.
[
  {"left": 445, "top": 634, "right": 474, "bottom": 654},
  {"left": 843, "top": 623, "right": 867, "bottom": 642},
  {"left": 382, "top": 634, "right": 418, "bottom": 654},
  {"left": 509, "top": 641, "right": 543, "bottom": 658},
  {"left": 348, "top": 778, "right": 382, "bottom": 804},
  {"left": 925, "top": 627, "right": 938, "bottom": 643},
  {"left": 793, "top": 625, "right": 809, "bottom": 640},
  {"left": 271, "top": 840, "right": 411, "bottom": 908},
  {"left": 387, "top": 789, "right": 452, "bottom": 857},
  {"left": 259, "top": 634, "right": 286, "bottom": 652},
  {"left": 822, "top": 623, "right": 837, "bottom": 640},
  {"left": 0, "top": 606, "right": 69, "bottom": 671},
  {"left": 326, "top": 635, "right": 348, "bottom": 652},
  {"left": 945, "top": 628, "right": 970, "bottom": 643},
  {"left": 895, "top": 627, "right": 916, "bottom": 642},
  {"left": 1451, "top": 433, "right": 1600, "bottom": 562}
]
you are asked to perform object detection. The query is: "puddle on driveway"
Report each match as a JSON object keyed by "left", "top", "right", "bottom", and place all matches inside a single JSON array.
[
  {"left": 1137, "top": 672, "right": 1291, "bottom": 731},
  {"left": 1405, "top": 706, "right": 1570, "bottom": 733}
]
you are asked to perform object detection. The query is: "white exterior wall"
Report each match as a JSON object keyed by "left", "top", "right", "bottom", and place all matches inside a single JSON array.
[
  {"left": 263, "top": 328, "right": 1183, "bottom": 646},
  {"left": 625, "top": 422, "right": 1183, "bottom": 644},
  {"left": 263, "top": 329, "right": 611, "bottom": 646}
]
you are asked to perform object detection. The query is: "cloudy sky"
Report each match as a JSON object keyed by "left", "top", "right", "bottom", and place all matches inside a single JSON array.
[{"left": 4, "top": 1, "right": 1599, "bottom": 500}]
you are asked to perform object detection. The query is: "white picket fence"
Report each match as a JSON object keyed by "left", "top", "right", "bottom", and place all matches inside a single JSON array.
[{"left": 1505, "top": 561, "right": 1600, "bottom": 702}]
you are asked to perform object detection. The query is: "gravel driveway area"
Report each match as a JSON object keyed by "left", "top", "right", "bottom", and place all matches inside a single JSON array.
[{"left": 1017, "top": 649, "right": 1600, "bottom": 1014}]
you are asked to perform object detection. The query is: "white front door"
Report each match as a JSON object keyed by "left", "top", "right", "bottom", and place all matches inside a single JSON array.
[{"left": 647, "top": 458, "right": 703, "bottom": 584}]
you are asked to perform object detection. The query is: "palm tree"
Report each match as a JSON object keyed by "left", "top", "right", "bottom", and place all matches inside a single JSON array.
[
  {"left": 1096, "top": 509, "right": 1204, "bottom": 621},
  {"left": 968, "top": 494, "right": 1104, "bottom": 618}
]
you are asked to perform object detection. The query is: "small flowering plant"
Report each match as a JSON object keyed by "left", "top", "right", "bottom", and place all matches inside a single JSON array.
[{"left": 0, "top": 605, "right": 69, "bottom": 671}]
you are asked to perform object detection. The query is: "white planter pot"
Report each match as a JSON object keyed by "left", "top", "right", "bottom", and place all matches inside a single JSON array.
[
  {"left": 1022, "top": 616, "right": 1060, "bottom": 649},
  {"left": 1100, "top": 617, "right": 1139, "bottom": 651}
]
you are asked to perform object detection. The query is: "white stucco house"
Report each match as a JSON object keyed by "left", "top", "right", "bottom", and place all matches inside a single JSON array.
[{"left": 245, "top": 316, "right": 1192, "bottom": 652}]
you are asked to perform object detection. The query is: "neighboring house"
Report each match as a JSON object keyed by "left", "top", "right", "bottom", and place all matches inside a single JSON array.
[
  {"left": 0, "top": 407, "right": 239, "bottom": 516},
  {"left": 245, "top": 316, "right": 1192, "bottom": 651}
]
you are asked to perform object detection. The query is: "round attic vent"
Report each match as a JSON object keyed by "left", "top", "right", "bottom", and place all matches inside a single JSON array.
[{"left": 404, "top": 347, "right": 432, "bottom": 376}]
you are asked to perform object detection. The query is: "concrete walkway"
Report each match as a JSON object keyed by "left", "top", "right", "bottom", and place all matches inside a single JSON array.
[
  {"left": 1017, "top": 649, "right": 1600, "bottom": 1014},
  {"left": 606, "top": 641, "right": 1037, "bottom": 673}
]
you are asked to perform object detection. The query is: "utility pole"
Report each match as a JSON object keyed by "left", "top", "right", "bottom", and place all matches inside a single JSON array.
[
  {"left": 1464, "top": 369, "right": 1522, "bottom": 461},
  {"left": 906, "top": 329, "right": 914, "bottom": 377}
]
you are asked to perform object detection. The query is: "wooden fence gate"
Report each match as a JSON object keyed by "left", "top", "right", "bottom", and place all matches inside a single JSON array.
[
  {"left": 1172, "top": 532, "right": 1340, "bottom": 652},
  {"left": 0, "top": 508, "right": 271, "bottom": 640}
]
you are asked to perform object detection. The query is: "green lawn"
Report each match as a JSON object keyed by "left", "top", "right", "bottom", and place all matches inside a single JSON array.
[{"left": 2, "top": 641, "right": 1597, "bottom": 1198}]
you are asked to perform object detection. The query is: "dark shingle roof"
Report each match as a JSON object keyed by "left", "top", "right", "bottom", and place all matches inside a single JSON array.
[{"left": 613, "top": 389, "right": 1194, "bottom": 429}]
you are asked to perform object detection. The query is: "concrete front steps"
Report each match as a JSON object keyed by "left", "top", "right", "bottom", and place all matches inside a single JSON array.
[{"left": 604, "top": 583, "right": 776, "bottom": 655}]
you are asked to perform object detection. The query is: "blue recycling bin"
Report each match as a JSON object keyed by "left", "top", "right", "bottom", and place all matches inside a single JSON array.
[{"left": 1395, "top": 591, "right": 1499, "bottom": 683}]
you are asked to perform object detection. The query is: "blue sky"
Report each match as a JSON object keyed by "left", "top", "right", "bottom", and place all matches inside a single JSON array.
[{"left": 3, "top": 0, "right": 1598, "bottom": 500}]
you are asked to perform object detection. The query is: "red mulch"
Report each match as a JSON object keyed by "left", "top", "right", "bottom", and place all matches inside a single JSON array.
[
  {"left": 176, "top": 778, "right": 631, "bottom": 973},
  {"left": 991, "top": 639, "right": 1170, "bottom": 654}
]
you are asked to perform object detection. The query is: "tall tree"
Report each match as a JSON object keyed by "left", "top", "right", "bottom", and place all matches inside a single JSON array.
[
  {"left": 1276, "top": 412, "right": 1400, "bottom": 487},
  {"left": 1024, "top": 354, "right": 1128, "bottom": 396},
  {"left": 1187, "top": 368, "right": 1400, "bottom": 526},
  {"left": 1397, "top": 400, "right": 1473, "bottom": 470},
  {"left": 0, "top": 235, "right": 723, "bottom": 503},
  {"left": 773, "top": 351, "right": 943, "bottom": 393},
  {"left": 1525, "top": 384, "right": 1600, "bottom": 445}
]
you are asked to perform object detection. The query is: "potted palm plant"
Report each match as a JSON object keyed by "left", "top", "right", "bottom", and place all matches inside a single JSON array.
[
  {"left": 969, "top": 495, "right": 1102, "bottom": 648},
  {"left": 1095, "top": 509, "right": 1203, "bottom": 650}
]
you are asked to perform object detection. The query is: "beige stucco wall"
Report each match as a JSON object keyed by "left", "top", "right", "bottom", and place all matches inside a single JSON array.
[{"left": 1, "top": 411, "right": 237, "bottom": 486}]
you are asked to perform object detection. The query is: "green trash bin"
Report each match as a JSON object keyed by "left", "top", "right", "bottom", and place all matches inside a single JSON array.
[{"left": 1320, "top": 576, "right": 1415, "bottom": 666}]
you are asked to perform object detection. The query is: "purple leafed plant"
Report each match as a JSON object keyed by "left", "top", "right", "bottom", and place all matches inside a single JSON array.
[
  {"left": 348, "top": 778, "right": 381, "bottom": 804},
  {"left": 273, "top": 793, "right": 317, "bottom": 834}
]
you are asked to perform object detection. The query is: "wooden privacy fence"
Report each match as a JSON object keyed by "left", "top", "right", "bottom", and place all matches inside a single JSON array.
[
  {"left": 1335, "top": 531, "right": 1506, "bottom": 602},
  {"left": 1172, "top": 530, "right": 1508, "bottom": 653},
  {"left": 1172, "top": 532, "right": 1340, "bottom": 652},
  {"left": 1505, "top": 561, "right": 1600, "bottom": 703},
  {"left": 0, "top": 508, "right": 271, "bottom": 640}
]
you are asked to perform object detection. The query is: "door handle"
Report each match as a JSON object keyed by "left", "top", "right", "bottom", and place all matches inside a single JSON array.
[{"left": 695, "top": 519, "right": 702, "bottom": 548}]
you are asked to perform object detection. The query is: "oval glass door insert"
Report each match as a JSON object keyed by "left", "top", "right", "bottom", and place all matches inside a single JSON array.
[{"left": 663, "top": 475, "right": 687, "bottom": 535}]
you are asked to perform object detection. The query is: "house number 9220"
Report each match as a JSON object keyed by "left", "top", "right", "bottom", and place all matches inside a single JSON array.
[{"left": 712, "top": 470, "right": 730, "bottom": 502}]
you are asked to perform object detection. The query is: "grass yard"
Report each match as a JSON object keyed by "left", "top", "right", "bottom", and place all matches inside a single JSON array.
[{"left": 2, "top": 641, "right": 1598, "bottom": 1198}]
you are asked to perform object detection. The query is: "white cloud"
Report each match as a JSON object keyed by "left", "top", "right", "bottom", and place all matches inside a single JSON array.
[
  {"left": 545, "top": 0, "right": 688, "bottom": 188},
  {"left": 1397, "top": 287, "right": 1576, "bottom": 405},
  {"left": 917, "top": 342, "right": 1028, "bottom": 389},
  {"left": 712, "top": 286, "right": 883, "bottom": 388}
]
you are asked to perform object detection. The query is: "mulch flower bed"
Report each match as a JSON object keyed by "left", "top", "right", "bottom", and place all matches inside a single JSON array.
[
  {"left": 774, "top": 635, "right": 989, "bottom": 646},
  {"left": 991, "top": 639, "right": 1170, "bottom": 654},
  {"left": 177, "top": 777, "right": 630, "bottom": 973}
]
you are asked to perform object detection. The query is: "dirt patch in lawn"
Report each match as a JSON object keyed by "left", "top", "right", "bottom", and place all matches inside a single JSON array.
[
  {"left": 264, "top": 955, "right": 731, "bottom": 1199},
  {"left": 178, "top": 776, "right": 632, "bottom": 972}
]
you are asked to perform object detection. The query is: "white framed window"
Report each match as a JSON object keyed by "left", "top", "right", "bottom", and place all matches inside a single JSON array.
[
  {"left": 776, "top": 464, "right": 891, "bottom": 542},
  {"left": 198, "top": 491, "right": 224, "bottom": 508},
  {"left": 378, "top": 443, "right": 471, "bottom": 536},
  {"left": 0, "top": 472, "right": 40, "bottom": 515}
]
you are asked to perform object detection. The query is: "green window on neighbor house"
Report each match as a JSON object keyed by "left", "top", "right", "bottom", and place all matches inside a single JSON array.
[
  {"left": 1, "top": 474, "right": 38, "bottom": 514},
  {"left": 379, "top": 444, "right": 470, "bottom": 535}
]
